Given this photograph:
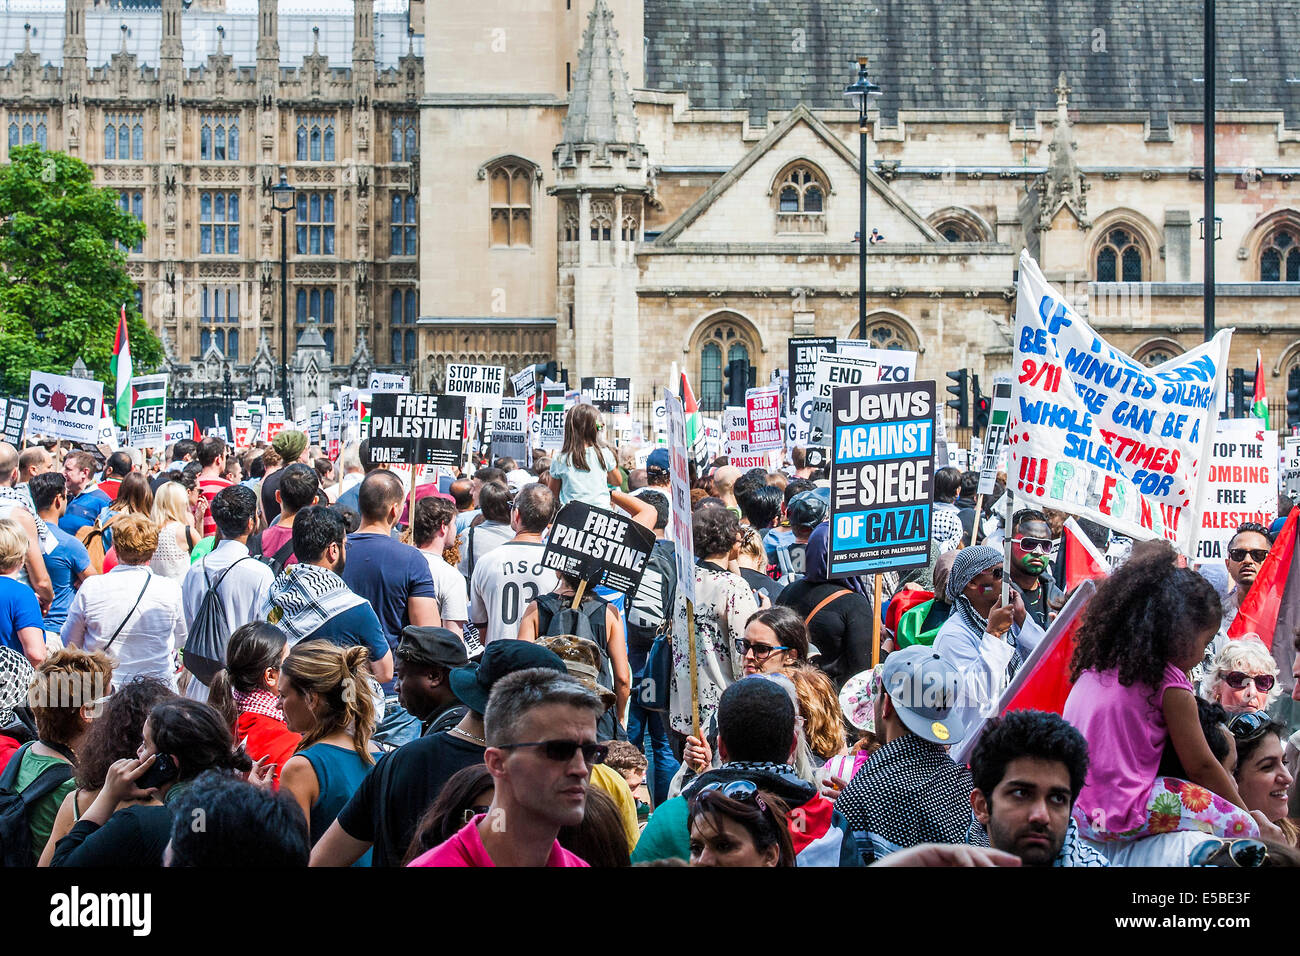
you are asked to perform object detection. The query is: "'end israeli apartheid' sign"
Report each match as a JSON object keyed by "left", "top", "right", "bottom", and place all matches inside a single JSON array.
[
  {"left": 368, "top": 393, "right": 467, "bottom": 466},
  {"left": 829, "top": 381, "right": 936, "bottom": 576},
  {"left": 541, "top": 501, "right": 656, "bottom": 595},
  {"left": 0, "top": 399, "right": 27, "bottom": 446},
  {"left": 445, "top": 364, "right": 505, "bottom": 408},
  {"left": 581, "top": 377, "right": 632, "bottom": 414},
  {"left": 491, "top": 397, "right": 530, "bottom": 463}
]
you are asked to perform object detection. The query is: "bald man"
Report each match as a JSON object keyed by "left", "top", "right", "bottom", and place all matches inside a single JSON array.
[
  {"left": 18, "top": 446, "right": 52, "bottom": 487},
  {"left": 0, "top": 443, "right": 53, "bottom": 612},
  {"left": 712, "top": 465, "right": 743, "bottom": 517}
]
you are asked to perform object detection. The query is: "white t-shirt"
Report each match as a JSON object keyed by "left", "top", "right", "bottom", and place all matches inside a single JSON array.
[
  {"left": 420, "top": 549, "right": 470, "bottom": 626},
  {"left": 469, "top": 540, "right": 558, "bottom": 644}
]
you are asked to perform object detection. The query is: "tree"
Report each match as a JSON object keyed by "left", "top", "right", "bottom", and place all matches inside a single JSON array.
[{"left": 0, "top": 144, "right": 161, "bottom": 396}]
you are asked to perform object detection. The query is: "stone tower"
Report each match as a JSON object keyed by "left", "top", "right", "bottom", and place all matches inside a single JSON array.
[{"left": 552, "top": 0, "right": 648, "bottom": 380}]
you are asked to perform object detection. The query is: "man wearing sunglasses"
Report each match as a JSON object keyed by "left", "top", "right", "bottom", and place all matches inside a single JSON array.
[
  {"left": 408, "top": 667, "right": 606, "bottom": 867},
  {"left": 1223, "top": 522, "right": 1272, "bottom": 630},
  {"left": 1005, "top": 510, "right": 1063, "bottom": 630}
]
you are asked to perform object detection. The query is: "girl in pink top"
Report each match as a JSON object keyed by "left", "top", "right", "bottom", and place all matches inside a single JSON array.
[{"left": 1062, "top": 545, "right": 1258, "bottom": 842}]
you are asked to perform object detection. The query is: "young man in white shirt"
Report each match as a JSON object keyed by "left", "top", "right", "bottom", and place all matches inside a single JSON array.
[
  {"left": 469, "top": 482, "right": 558, "bottom": 645},
  {"left": 413, "top": 495, "right": 470, "bottom": 640}
]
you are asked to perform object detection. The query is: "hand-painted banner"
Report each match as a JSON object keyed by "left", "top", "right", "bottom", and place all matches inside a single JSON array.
[
  {"left": 1009, "top": 251, "right": 1231, "bottom": 552},
  {"left": 829, "top": 381, "right": 936, "bottom": 575},
  {"left": 1193, "top": 419, "right": 1278, "bottom": 562}
]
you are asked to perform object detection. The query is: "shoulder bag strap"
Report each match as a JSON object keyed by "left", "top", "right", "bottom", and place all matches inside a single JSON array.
[
  {"left": 804, "top": 587, "right": 850, "bottom": 629},
  {"left": 101, "top": 572, "right": 152, "bottom": 653},
  {"left": 184, "top": 525, "right": 195, "bottom": 551},
  {"left": 467, "top": 525, "right": 478, "bottom": 578}
]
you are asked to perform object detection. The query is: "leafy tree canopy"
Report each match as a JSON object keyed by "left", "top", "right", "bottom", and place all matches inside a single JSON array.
[{"left": 0, "top": 144, "right": 161, "bottom": 395}]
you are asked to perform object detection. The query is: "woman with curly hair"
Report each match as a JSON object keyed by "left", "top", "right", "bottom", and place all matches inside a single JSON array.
[
  {"left": 1202, "top": 637, "right": 1282, "bottom": 715},
  {"left": 1063, "top": 542, "right": 1260, "bottom": 844},
  {"left": 789, "top": 664, "right": 847, "bottom": 763},
  {"left": 37, "top": 677, "right": 175, "bottom": 866}
]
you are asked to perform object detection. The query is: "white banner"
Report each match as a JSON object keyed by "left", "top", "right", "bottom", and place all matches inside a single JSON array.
[
  {"left": 1193, "top": 420, "right": 1278, "bottom": 561},
  {"left": 1010, "top": 251, "right": 1230, "bottom": 552},
  {"left": 368, "top": 372, "right": 410, "bottom": 393},
  {"left": 445, "top": 364, "right": 505, "bottom": 408},
  {"left": 28, "top": 371, "right": 104, "bottom": 444},
  {"left": 127, "top": 373, "right": 167, "bottom": 448}
]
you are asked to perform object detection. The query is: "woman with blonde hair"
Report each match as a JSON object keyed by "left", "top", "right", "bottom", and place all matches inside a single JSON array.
[
  {"left": 0, "top": 519, "right": 48, "bottom": 666},
  {"left": 1202, "top": 637, "right": 1282, "bottom": 715},
  {"left": 277, "top": 640, "right": 380, "bottom": 865},
  {"left": 62, "top": 513, "right": 186, "bottom": 690},
  {"left": 148, "top": 481, "right": 197, "bottom": 582},
  {"left": 789, "top": 664, "right": 848, "bottom": 763}
]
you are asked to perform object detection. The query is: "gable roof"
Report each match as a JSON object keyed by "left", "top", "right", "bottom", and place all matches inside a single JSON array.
[
  {"left": 655, "top": 103, "right": 941, "bottom": 245},
  {"left": 645, "top": 0, "right": 1300, "bottom": 125}
]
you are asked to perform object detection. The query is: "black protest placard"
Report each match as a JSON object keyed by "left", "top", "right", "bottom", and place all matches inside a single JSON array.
[
  {"left": 788, "top": 336, "right": 837, "bottom": 402},
  {"left": 368, "top": 393, "right": 467, "bottom": 466},
  {"left": 541, "top": 501, "right": 656, "bottom": 594},
  {"left": 1, "top": 399, "right": 26, "bottom": 446},
  {"left": 829, "top": 381, "right": 936, "bottom": 576},
  {"left": 580, "top": 377, "right": 632, "bottom": 414}
]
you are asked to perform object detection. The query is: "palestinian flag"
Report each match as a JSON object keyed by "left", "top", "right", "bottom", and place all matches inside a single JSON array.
[
  {"left": 130, "top": 374, "right": 166, "bottom": 411},
  {"left": 112, "top": 304, "right": 132, "bottom": 427},
  {"left": 680, "top": 371, "right": 703, "bottom": 459},
  {"left": 1228, "top": 506, "right": 1299, "bottom": 653},
  {"left": 1252, "top": 349, "right": 1270, "bottom": 430},
  {"left": 952, "top": 581, "right": 1097, "bottom": 764},
  {"left": 1062, "top": 517, "right": 1110, "bottom": 590}
]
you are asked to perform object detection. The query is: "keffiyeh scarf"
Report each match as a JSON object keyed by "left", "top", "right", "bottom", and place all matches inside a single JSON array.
[
  {"left": 266, "top": 564, "right": 367, "bottom": 642},
  {"left": 233, "top": 687, "right": 285, "bottom": 722},
  {"left": 945, "top": 545, "right": 1022, "bottom": 681}
]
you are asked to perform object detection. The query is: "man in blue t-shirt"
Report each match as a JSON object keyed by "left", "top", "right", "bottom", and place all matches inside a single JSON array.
[
  {"left": 343, "top": 471, "right": 440, "bottom": 747},
  {"left": 58, "top": 450, "right": 112, "bottom": 535},
  {"left": 29, "top": 473, "right": 93, "bottom": 632}
]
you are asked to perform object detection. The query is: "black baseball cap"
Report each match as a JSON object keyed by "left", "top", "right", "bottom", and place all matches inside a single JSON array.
[
  {"left": 395, "top": 626, "right": 469, "bottom": 670},
  {"left": 448, "top": 640, "right": 567, "bottom": 714}
]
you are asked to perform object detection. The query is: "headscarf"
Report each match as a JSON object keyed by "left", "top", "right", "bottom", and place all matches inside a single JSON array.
[
  {"left": 945, "top": 544, "right": 1004, "bottom": 635},
  {"left": 805, "top": 521, "right": 871, "bottom": 597}
]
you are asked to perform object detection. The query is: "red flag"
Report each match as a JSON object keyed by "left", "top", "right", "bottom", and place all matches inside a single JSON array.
[
  {"left": 952, "top": 581, "right": 1096, "bottom": 763},
  {"left": 1228, "top": 507, "right": 1299, "bottom": 651},
  {"left": 1062, "top": 517, "right": 1109, "bottom": 591},
  {"left": 680, "top": 371, "right": 698, "bottom": 416},
  {"left": 192, "top": 419, "right": 202, "bottom": 442}
]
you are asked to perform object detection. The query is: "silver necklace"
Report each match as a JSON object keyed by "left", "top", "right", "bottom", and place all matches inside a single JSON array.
[{"left": 449, "top": 726, "right": 485, "bottom": 745}]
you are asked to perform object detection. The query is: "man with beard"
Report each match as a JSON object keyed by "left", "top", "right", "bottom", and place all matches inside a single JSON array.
[
  {"left": 1005, "top": 510, "right": 1064, "bottom": 629},
  {"left": 262, "top": 505, "right": 392, "bottom": 683},
  {"left": 968, "top": 710, "right": 1107, "bottom": 867}
]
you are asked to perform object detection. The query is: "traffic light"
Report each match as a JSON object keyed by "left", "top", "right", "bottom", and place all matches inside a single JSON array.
[
  {"left": 972, "top": 373, "right": 991, "bottom": 437},
  {"left": 724, "top": 358, "right": 749, "bottom": 407},
  {"left": 1231, "top": 367, "right": 1255, "bottom": 419},
  {"left": 1287, "top": 366, "right": 1300, "bottom": 432},
  {"left": 946, "top": 368, "right": 969, "bottom": 429},
  {"left": 533, "top": 360, "right": 560, "bottom": 385}
]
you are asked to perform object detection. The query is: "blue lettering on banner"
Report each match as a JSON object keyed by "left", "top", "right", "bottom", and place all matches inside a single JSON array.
[{"left": 834, "top": 419, "right": 933, "bottom": 462}]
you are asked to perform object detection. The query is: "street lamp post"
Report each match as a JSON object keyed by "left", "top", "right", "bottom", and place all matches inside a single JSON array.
[
  {"left": 270, "top": 174, "right": 296, "bottom": 416},
  {"left": 844, "top": 57, "right": 881, "bottom": 342}
]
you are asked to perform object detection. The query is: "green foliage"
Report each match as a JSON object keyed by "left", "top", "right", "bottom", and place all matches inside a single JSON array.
[{"left": 0, "top": 144, "right": 161, "bottom": 395}]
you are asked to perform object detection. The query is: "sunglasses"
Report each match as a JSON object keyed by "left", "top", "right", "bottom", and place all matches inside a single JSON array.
[
  {"left": 1227, "top": 710, "right": 1276, "bottom": 743},
  {"left": 1223, "top": 671, "right": 1276, "bottom": 692},
  {"left": 497, "top": 739, "right": 608, "bottom": 765},
  {"left": 1013, "top": 536, "right": 1053, "bottom": 555},
  {"left": 1228, "top": 548, "right": 1270, "bottom": 563},
  {"left": 1189, "top": 838, "right": 1270, "bottom": 868},
  {"left": 698, "top": 779, "right": 768, "bottom": 813},
  {"left": 737, "top": 639, "right": 790, "bottom": 661}
]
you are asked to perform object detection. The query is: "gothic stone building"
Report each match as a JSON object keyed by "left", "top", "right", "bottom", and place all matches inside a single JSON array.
[
  {"left": 421, "top": 0, "right": 1300, "bottom": 425},
  {"left": 0, "top": 0, "right": 422, "bottom": 412}
]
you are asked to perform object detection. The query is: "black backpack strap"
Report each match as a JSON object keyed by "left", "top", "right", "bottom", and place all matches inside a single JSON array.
[
  {"left": 269, "top": 535, "right": 295, "bottom": 571},
  {"left": 247, "top": 532, "right": 264, "bottom": 559},
  {"left": 466, "top": 525, "right": 478, "bottom": 578},
  {"left": 102, "top": 574, "right": 152, "bottom": 653},
  {"left": 1, "top": 743, "right": 72, "bottom": 805},
  {"left": 535, "top": 592, "right": 562, "bottom": 636},
  {"left": 0, "top": 741, "right": 32, "bottom": 790}
]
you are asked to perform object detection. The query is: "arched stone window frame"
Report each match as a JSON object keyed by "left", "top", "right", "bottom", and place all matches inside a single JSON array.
[
  {"left": 685, "top": 311, "right": 764, "bottom": 413},
  {"left": 477, "top": 155, "right": 540, "bottom": 249},
  {"left": 927, "top": 206, "right": 993, "bottom": 243},
  {"left": 1133, "top": 336, "right": 1185, "bottom": 368},
  {"left": 1090, "top": 210, "right": 1161, "bottom": 282},
  {"left": 1245, "top": 210, "right": 1300, "bottom": 282},
  {"left": 770, "top": 159, "right": 830, "bottom": 235},
  {"left": 840, "top": 310, "right": 921, "bottom": 353}
]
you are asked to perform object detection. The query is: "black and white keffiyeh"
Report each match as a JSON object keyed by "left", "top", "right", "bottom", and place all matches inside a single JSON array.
[{"left": 265, "top": 564, "right": 367, "bottom": 642}]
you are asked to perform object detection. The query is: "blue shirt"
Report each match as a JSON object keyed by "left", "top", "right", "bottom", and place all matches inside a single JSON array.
[
  {"left": 336, "top": 485, "right": 360, "bottom": 515},
  {"left": 0, "top": 575, "right": 45, "bottom": 654},
  {"left": 44, "top": 526, "right": 90, "bottom": 631},
  {"left": 342, "top": 532, "right": 437, "bottom": 692},
  {"left": 59, "top": 488, "right": 111, "bottom": 535},
  {"left": 300, "top": 603, "right": 391, "bottom": 667}
]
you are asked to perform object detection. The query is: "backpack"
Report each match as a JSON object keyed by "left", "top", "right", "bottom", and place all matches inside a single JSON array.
[
  {"left": 247, "top": 530, "right": 296, "bottom": 576},
  {"left": 76, "top": 515, "right": 115, "bottom": 575},
  {"left": 184, "top": 557, "right": 253, "bottom": 687},
  {"left": 0, "top": 741, "right": 74, "bottom": 867},
  {"left": 536, "top": 592, "right": 625, "bottom": 741},
  {"left": 626, "top": 539, "right": 678, "bottom": 655}
]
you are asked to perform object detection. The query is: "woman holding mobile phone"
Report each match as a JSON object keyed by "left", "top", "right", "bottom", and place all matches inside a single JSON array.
[{"left": 49, "top": 698, "right": 266, "bottom": 867}]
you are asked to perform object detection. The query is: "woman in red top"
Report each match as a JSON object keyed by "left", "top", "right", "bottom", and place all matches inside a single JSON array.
[{"left": 209, "top": 622, "right": 300, "bottom": 788}]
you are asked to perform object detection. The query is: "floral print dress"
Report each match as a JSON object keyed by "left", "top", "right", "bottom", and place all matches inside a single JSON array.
[{"left": 668, "top": 561, "right": 759, "bottom": 737}]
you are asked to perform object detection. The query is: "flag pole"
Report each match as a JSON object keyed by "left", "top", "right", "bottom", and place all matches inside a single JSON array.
[
  {"left": 871, "top": 573, "right": 884, "bottom": 667},
  {"left": 1002, "top": 488, "right": 1014, "bottom": 606},
  {"left": 970, "top": 493, "right": 984, "bottom": 546},
  {"left": 686, "top": 597, "right": 700, "bottom": 740}
]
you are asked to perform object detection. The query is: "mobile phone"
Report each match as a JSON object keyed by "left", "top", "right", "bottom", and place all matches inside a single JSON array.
[{"left": 135, "top": 752, "right": 180, "bottom": 791}]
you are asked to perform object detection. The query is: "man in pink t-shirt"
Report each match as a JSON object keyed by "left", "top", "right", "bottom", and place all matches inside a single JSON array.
[{"left": 409, "top": 667, "right": 606, "bottom": 867}]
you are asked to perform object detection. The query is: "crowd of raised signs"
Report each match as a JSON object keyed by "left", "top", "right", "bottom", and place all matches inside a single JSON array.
[{"left": 0, "top": 401, "right": 1296, "bottom": 871}]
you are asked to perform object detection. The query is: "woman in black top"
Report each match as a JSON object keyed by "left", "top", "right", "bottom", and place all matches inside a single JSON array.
[
  {"left": 50, "top": 698, "right": 258, "bottom": 867},
  {"left": 775, "top": 521, "right": 874, "bottom": 689}
]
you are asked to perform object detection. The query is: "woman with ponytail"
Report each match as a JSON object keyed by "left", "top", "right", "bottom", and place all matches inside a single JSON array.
[
  {"left": 208, "top": 623, "right": 299, "bottom": 788},
  {"left": 50, "top": 698, "right": 258, "bottom": 867},
  {"left": 277, "top": 641, "right": 380, "bottom": 865}
]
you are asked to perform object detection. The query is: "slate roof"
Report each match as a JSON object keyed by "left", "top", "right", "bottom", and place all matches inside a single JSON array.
[{"left": 643, "top": 0, "right": 1300, "bottom": 125}]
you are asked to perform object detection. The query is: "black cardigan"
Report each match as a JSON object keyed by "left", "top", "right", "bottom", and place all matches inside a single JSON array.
[{"left": 49, "top": 804, "right": 173, "bottom": 868}]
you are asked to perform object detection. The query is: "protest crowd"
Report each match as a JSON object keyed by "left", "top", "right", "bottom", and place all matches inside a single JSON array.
[{"left": 3, "top": 264, "right": 1300, "bottom": 871}]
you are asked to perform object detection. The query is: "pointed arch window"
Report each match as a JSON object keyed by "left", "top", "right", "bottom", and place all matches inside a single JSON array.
[
  {"left": 773, "top": 162, "right": 828, "bottom": 234},
  {"left": 698, "top": 320, "right": 756, "bottom": 412},
  {"left": 1261, "top": 228, "right": 1300, "bottom": 282},
  {"left": 1095, "top": 227, "right": 1144, "bottom": 282},
  {"left": 486, "top": 159, "right": 534, "bottom": 248}
]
